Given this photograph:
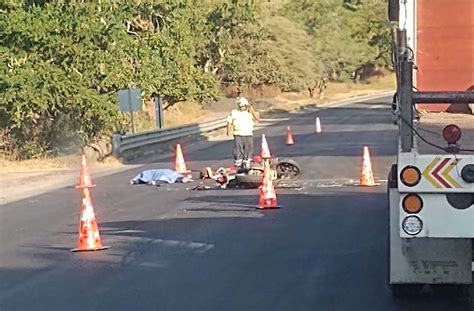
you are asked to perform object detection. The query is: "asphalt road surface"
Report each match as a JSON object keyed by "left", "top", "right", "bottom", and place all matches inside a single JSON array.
[{"left": 1, "top": 95, "right": 472, "bottom": 310}]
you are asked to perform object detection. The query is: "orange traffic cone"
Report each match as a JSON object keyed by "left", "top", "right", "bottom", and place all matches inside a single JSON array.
[
  {"left": 359, "top": 146, "right": 376, "bottom": 186},
  {"left": 315, "top": 117, "right": 322, "bottom": 133},
  {"left": 261, "top": 134, "right": 272, "bottom": 159},
  {"left": 258, "top": 162, "right": 278, "bottom": 209},
  {"left": 71, "top": 189, "right": 109, "bottom": 252},
  {"left": 174, "top": 143, "right": 190, "bottom": 174},
  {"left": 286, "top": 126, "right": 295, "bottom": 145},
  {"left": 76, "top": 155, "right": 95, "bottom": 189}
]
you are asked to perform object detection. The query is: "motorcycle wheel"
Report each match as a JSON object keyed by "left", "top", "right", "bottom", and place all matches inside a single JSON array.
[
  {"left": 234, "top": 168, "right": 263, "bottom": 188},
  {"left": 273, "top": 158, "right": 302, "bottom": 180}
]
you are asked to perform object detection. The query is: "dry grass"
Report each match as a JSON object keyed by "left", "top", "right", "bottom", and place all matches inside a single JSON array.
[
  {"left": 271, "top": 74, "right": 395, "bottom": 112},
  {"left": 0, "top": 154, "right": 123, "bottom": 173},
  {"left": 328, "top": 74, "right": 395, "bottom": 96},
  {"left": 278, "top": 74, "right": 394, "bottom": 99},
  {"left": 163, "top": 101, "right": 227, "bottom": 128}
]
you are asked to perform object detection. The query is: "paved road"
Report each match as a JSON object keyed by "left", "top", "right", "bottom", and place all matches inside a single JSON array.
[{"left": 0, "top": 96, "right": 471, "bottom": 310}]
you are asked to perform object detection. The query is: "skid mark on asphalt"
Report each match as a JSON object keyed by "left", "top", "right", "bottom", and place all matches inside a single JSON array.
[
  {"left": 172, "top": 192, "right": 266, "bottom": 219},
  {"left": 282, "top": 178, "right": 388, "bottom": 189},
  {"left": 100, "top": 237, "right": 216, "bottom": 267},
  {"left": 123, "top": 237, "right": 215, "bottom": 254},
  {"left": 179, "top": 204, "right": 264, "bottom": 219}
]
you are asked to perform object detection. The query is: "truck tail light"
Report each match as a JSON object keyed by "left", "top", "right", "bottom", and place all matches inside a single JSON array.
[
  {"left": 402, "top": 216, "right": 423, "bottom": 236},
  {"left": 400, "top": 166, "right": 421, "bottom": 187},
  {"left": 442, "top": 124, "right": 462, "bottom": 144},
  {"left": 402, "top": 194, "right": 423, "bottom": 213}
]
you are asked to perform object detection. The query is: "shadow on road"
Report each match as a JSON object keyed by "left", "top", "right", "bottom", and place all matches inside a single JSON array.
[{"left": 0, "top": 191, "right": 471, "bottom": 310}]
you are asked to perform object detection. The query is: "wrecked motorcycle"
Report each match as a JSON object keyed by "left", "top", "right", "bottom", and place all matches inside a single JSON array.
[{"left": 210, "top": 157, "right": 302, "bottom": 188}]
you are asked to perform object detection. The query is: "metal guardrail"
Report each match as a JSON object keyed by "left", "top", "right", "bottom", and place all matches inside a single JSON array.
[{"left": 112, "top": 117, "right": 227, "bottom": 156}]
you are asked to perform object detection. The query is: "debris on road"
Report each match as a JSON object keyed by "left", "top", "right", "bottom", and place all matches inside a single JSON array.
[{"left": 189, "top": 182, "right": 221, "bottom": 191}]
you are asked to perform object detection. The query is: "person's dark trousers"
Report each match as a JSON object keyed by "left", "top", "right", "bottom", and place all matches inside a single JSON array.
[{"left": 233, "top": 135, "right": 254, "bottom": 168}]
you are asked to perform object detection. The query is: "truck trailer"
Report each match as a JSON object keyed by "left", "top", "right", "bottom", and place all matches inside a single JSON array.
[{"left": 387, "top": 0, "right": 474, "bottom": 302}]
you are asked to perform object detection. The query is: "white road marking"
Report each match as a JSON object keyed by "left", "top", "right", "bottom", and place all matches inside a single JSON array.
[
  {"left": 370, "top": 104, "right": 388, "bottom": 109},
  {"left": 259, "top": 118, "right": 291, "bottom": 122},
  {"left": 109, "top": 230, "right": 146, "bottom": 234}
]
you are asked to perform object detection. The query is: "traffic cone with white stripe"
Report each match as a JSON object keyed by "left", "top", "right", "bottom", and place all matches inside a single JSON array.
[
  {"left": 286, "top": 126, "right": 295, "bottom": 145},
  {"left": 72, "top": 158, "right": 108, "bottom": 252},
  {"left": 315, "top": 117, "right": 322, "bottom": 133},
  {"left": 76, "top": 154, "right": 95, "bottom": 189},
  {"left": 174, "top": 143, "right": 191, "bottom": 175},
  {"left": 71, "top": 189, "right": 109, "bottom": 252},
  {"left": 261, "top": 134, "right": 272, "bottom": 159},
  {"left": 258, "top": 162, "right": 278, "bottom": 209},
  {"left": 359, "top": 146, "right": 376, "bottom": 186}
]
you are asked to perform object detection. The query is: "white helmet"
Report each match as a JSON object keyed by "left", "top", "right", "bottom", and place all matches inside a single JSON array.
[{"left": 237, "top": 97, "right": 249, "bottom": 107}]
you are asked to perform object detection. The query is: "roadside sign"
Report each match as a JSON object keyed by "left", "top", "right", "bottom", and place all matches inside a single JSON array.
[
  {"left": 118, "top": 88, "right": 142, "bottom": 112},
  {"left": 118, "top": 88, "right": 142, "bottom": 134}
]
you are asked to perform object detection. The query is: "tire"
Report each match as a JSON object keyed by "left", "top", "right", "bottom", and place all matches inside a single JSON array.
[
  {"left": 235, "top": 170, "right": 263, "bottom": 188},
  {"left": 273, "top": 158, "right": 302, "bottom": 180}
]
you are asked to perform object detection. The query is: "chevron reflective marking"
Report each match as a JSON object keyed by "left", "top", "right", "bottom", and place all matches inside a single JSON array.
[
  {"left": 432, "top": 158, "right": 451, "bottom": 188},
  {"left": 440, "top": 158, "right": 462, "bottom": 188},
  {"left": 422, "top": 157, "right": 463, "bottom": 189},
  {"left": 422, "top": 157, "right": 442, "bottom": 188}
]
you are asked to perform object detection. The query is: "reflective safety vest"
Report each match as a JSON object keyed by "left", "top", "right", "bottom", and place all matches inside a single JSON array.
[{"left": 227, "top": 109, "right": 254, "bottom": 136}]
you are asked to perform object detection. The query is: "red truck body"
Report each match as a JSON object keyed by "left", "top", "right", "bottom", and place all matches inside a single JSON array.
[{"left": 416, "top": 0, "right": 473, "bottom": 113}]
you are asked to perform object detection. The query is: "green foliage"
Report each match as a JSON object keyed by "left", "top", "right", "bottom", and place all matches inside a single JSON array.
[
  {"left": 261, "top": 15, "right": 322, "bottom": 92},
  {"left": 1, "top": 0, "right": 392, "bottom": 159},
  {"left": 282, "top": 0, "right": 391, "bottom": 81}
]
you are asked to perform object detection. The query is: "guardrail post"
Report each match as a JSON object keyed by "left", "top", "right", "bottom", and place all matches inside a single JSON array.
[{"left": 112, "top": 134, "right": 122, "bottom": 156}]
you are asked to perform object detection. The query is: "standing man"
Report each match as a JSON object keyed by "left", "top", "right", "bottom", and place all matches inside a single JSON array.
[{"left": 227, "top": 96, "right": 259, "bottom": 171}]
